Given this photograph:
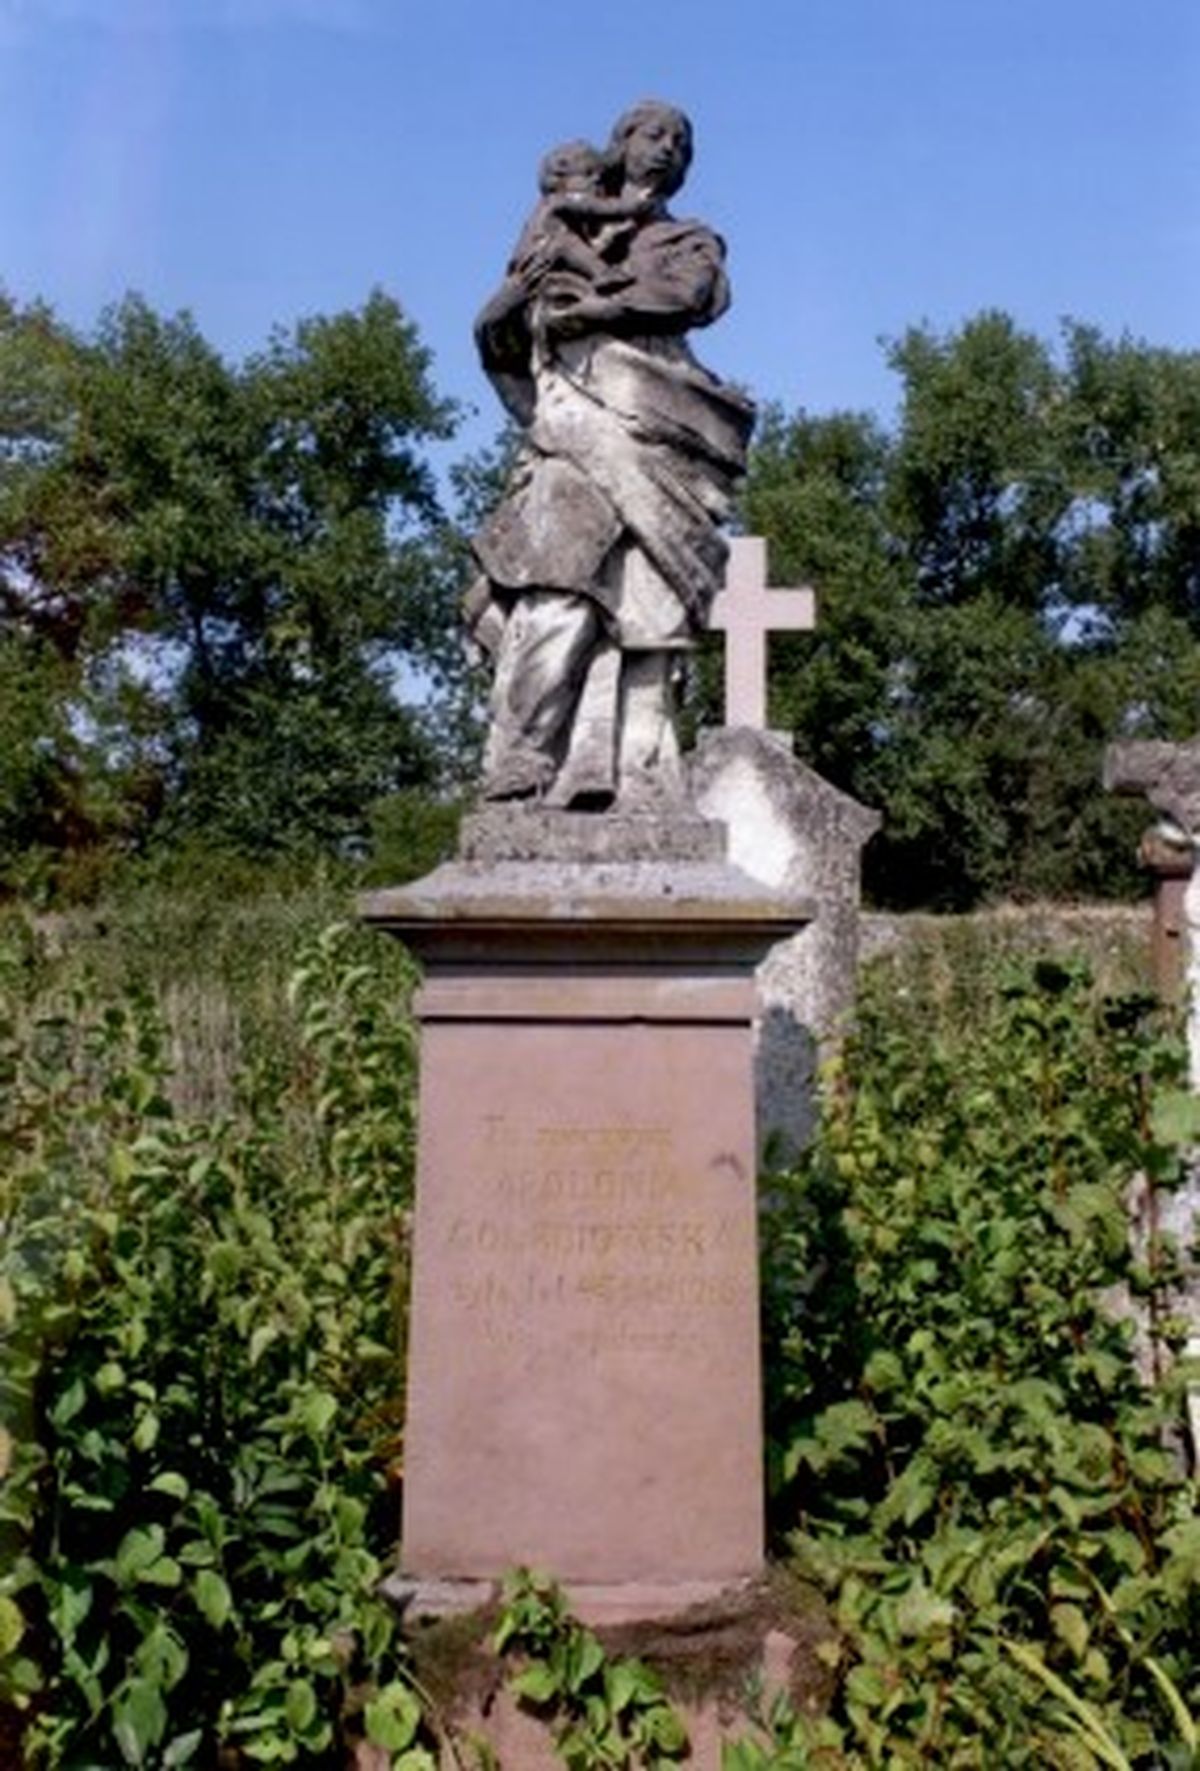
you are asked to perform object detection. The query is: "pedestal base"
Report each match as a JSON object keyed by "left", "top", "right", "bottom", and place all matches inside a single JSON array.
[
  {"left": 361, "top": 842, "right": 809, "bottom": 1593},
  {"left": 387, "top": 1569, "right": 836, "bottom": 1771}
]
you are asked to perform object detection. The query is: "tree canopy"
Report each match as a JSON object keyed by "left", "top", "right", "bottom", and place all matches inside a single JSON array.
[
  {"left": 2, "top": 290, "right": 1198, "bottom": 908},
  {"left": 743, "top": 311, "right": 1200, "bottom": 907},
  {"left": 0, "top": 288, "right": 462, "bottom": 895}
]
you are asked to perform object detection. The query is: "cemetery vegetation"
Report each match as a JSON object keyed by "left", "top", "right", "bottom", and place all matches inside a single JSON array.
[
  {"left": 755, "top": 948, "right": 1200, "bottom": 1767},
  {"left": 0, "top": 910, "right": 442, "bottom": 1767},
  {"left": 493, "top": 1568, "right": 689, "bottom": 1769},
  {"left": 3, "top": 290, "right": 1200, "bottom": 912}
]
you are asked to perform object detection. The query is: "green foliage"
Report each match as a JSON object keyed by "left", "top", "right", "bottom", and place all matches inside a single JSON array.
[
  {"left": 0, "top": 915, "right": 428, "bottom": 1766},
  {"left": 759, "top": 955, "right": 1200, "bottom": 1765},
  {"left": 360, "top": 790, "right": 464, "bottom": 887},
  {"left": 494, "top": 1570, "right": 688, "bottom": 1770},
  {"left": 0, "top": 285, "right": 464, "bottom": 894},
  {"left": 743, "top": 312, "right": 1200, "bottom": 908}
]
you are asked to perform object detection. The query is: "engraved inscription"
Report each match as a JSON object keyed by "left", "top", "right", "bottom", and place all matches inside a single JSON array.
[{"left": 436, "top": 1115, "right": 752, "bottom": 1361}]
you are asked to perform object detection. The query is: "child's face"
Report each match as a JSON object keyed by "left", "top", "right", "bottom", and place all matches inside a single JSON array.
[{"left": 541, "top": 148, "right": 603, "bottom": 195}]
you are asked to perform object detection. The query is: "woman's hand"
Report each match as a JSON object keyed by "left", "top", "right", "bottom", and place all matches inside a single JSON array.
[{"left": 539, "top": 283, "right": 621, "bottom": 341}]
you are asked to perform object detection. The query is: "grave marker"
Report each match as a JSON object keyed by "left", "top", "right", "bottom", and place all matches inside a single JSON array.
[{"left": 709, "top": 536, "right": 816, "bottom": 729}]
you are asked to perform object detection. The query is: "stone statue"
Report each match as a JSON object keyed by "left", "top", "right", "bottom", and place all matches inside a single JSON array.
[{"left": 465, "top": 100, "right": 755, "bottom": 810}]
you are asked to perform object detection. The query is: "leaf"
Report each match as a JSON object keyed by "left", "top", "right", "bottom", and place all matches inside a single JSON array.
[
  {"left": 606, "top": 1660, "right": 640, "bottom": 1714},
  {"left": 133, "top": 1410, "right": 160, "bottom": 1452},
  {"left": 284, "top": 1677, "right": 317, "bottom": 1734},
  {"left": 511, "top": 1661, "right": 561, "bottom": 1704},
  {"left": 365, "top": 1680, "right": 422, "bottom": 1752},
  {"left": 50, "top": 1571, "right": 92, "bottom": 1647},
  {"left": 50, "top": 1377, "right": 86, "bottom": 1427},
  {"left": 845, "top": 1663, "right": 888, "bottom": 1709},
  {"left": 294, "top": 1389, "right": 337, "bottom": 1440},
  {"left": 194, "top": 1569, "right": 232, "bottom": 1630},
  {"left": 0, "top": 1594, "right": 25, "bottom": 1656},
  {"left": 642, "top": 1702, "right": 688, "bottom": 1752},
  {"left": 162, "top": 1731, "right": 204, "bottom": 1767},
  {"left": 140, "top": 1556, "right": 182, "bottom": 1588},
  {"left": 148, "top": 1471, "right": 190, "bottom": 1500},
  {"left": 1141, "top": 1653, "right": 1199, "bottom": 1754},
  {"left": 248, "top": 1323, "right": 278, "bottom": 1367},
  {"left": 896, "top": 1580, "right": 956, "bottom": 1638},
  {"left": 112, "top": 1676, "right": 168, "bottom": 1766},
  {"left": 564, "top": 1628, "right": 605, "bottom": 1691},
  {"left": 94, "top": 1360, "right": 126, "bottom": 1394},
  {"left": 1150, "top": 1088, "right": 1200, "bottom": 1146},
  {"left": 115, "top": 1525, "right": 166, "bottom": 1585},
  {"left": 1051, "top": 1603, "right": 1090, "bottom": 1662}
]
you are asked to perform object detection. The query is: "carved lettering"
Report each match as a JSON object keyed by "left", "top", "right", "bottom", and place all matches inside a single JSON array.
[{"left": 438, "top": 1115, "right": 750, "bottom": 1357}]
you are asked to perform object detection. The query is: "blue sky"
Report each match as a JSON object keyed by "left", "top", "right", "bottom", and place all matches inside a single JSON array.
[{"left": 2, "top": 0, "right": 1198, "bottom": 462}]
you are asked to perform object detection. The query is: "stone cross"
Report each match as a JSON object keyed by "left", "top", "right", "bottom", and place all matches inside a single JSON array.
[{"left": 709, "top": 537, "right": 816, "bottom": 729}]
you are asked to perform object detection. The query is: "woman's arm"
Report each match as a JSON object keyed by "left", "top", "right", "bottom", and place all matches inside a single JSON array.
[{"left": 540, "top": 221, "right": 729, "bottom": 341}]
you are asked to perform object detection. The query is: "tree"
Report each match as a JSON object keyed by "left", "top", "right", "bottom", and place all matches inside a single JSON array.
[
  {"left": 742, "top": 314, "right": 1200, "bottom": 907},
  {"left": 0, "top": 288, "right": 461, "bottom": 887}
]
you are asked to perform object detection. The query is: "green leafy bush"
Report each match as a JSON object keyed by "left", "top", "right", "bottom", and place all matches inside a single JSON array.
[
  {"left": 0, "top": 916, "right": 428, "bottom": 1767},
  {"left": 761, "top": 957, "right": 1200, "bottom": 1766}
]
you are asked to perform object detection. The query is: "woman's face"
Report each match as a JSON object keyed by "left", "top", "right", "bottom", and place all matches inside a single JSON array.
[{"left": 621, "top": 110, "right": 689, "bottom": 193}]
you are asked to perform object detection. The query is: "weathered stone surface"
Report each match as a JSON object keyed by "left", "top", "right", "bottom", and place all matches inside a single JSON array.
[
  {"left": 361, "top": 860, "right": 807, "bottom": 1604},
  {"left": 460, "top": 804, "right": 725, "bottom": 865},
  {"left": 1103, "top": 738, "right": 1200, "bottom": 1457},
  {"left": 384, "top": 1575, "right": 836, "bottom": 1768},
  {"left": 691, "top": 728, "right": 880, "bottom": 1161},
  {"left": 466, "top": 100, "right": 754, "bottom": 811},
  {"left": 360, "top": 855, "right": 813, "bottom": 972},
  {"left": 1104, "top": 738, "right": 1200, "bottom": 836}
]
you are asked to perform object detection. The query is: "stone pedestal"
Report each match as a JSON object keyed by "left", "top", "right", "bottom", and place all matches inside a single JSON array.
[{"left": 360, "top": 814, "right": 809, "bottom": 1615}]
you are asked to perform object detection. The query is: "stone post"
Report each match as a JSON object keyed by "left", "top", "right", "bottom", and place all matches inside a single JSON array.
[
  {"left": 1104, "top": 739, "right": 1200, "bottom": 1455},
  {"left": 1137, "top": 825, "right": 1193, "bottom": 1005}
]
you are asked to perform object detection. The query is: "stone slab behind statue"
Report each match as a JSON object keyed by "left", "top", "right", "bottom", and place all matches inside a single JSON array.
[{"left": 691, "top": 728, "right": 880, "bottom": 1162}]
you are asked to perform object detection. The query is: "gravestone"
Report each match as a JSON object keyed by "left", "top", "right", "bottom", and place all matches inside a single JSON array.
[
  {"left": 362, "top": 823, "right": 807, "bottom": 1617},
  {"left": 700, "top": 534, "right": 878, "bottom": 1158},
  {"left": 1104, "top": 738, "right": 1200, "bottom": 1082},
  {"left": 692, "top": 728, "right": 879, "bottom": 1160}
]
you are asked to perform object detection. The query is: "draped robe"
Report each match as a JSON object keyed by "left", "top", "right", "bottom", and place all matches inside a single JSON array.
[{"left": 470, "top": 213, "right": 755, "bottom": 802}]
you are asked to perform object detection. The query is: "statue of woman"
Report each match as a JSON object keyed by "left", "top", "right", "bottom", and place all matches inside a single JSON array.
[{"left": 467, "top": 100, "right": 755, "bottom": 809}]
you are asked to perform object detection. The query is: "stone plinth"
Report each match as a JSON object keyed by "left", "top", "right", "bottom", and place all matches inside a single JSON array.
[{"left": 360, "top": 838, "right": 809, "bottom": 1612}]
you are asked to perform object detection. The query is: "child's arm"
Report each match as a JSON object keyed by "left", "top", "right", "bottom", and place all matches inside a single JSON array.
[{"left": 546, "top": 189, "right": 656, "bottom": 224}]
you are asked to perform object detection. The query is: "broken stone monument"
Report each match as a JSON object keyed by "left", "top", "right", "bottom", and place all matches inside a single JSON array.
[
  {"left": 693, "top": 728, "right": 879, "bottom": 1160},
  {"left": 694, "top": 536, "right": 879, "bottom": 1156},
  {"left": 1104, "top": 737, "right": 1200, "bottom": 1453},
  {"left": 1105, "top": 738, "right": 1200, "bottom": 1083},
  {"left": 361, "top": 100, "right": 844, "bottom": 1761}
]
